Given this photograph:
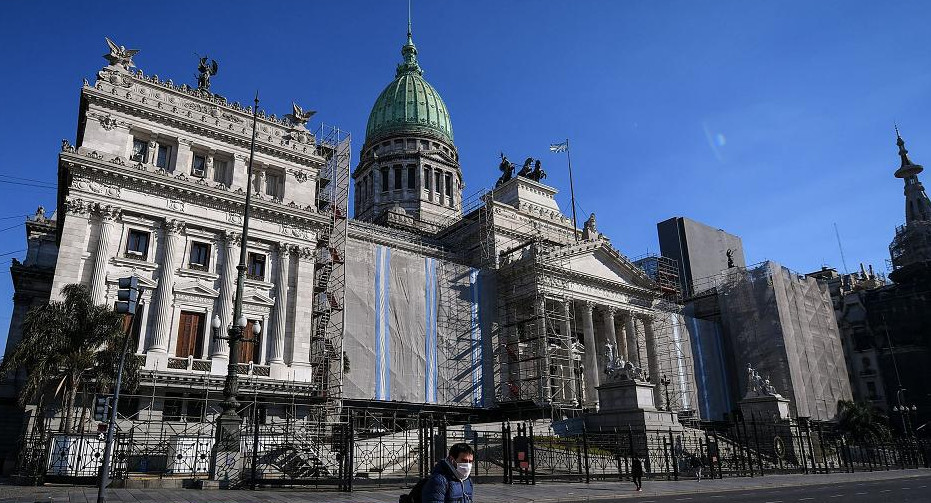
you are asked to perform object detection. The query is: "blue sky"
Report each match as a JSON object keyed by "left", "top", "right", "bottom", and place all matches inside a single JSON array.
[{"left": 1, "top": 1, "right": 929, "bottom": 349}]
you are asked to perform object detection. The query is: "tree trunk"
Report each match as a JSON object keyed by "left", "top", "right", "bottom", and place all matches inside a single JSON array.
[{"left": 62, "top": 376, "right": 79, "bottom": 434}]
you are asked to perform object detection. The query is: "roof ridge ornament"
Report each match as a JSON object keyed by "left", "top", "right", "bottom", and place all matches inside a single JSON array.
[{"left": 103, "top": 37, "right": 139, "bottom": 73}]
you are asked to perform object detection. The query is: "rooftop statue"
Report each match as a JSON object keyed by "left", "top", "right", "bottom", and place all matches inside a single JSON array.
[
  {"left": 286, "top": 102, "right": 316, "bottom": 129},
  {"left": 582, "top": 213, "right": 599, "bottom": 240},
  {"left": 197, "top": 57, "right": 219, "bottom": 91},
  {"left": 103, "top": 37, "right": 139, "bottom": 72},
  {"left": 517, "top": 157, "right": 534, "bottom": 178},
  {"left": 726, "top": 248, "right": 735, "bottom": 268},
  {"left": 529, "top": 159, "right": 547, "bottom": 182},
  {"left": 495, "top": 153, "right": 514, "bottom": 187}
]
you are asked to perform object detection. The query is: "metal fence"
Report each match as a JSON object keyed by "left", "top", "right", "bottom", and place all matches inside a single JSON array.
[{"left": 13, "top": 407, "right": 931, "bottom": 490}]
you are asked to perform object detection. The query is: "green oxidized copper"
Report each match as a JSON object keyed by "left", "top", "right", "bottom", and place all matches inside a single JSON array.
[{"left": 365, "top": 30, "right": 454, "bottom": 144}]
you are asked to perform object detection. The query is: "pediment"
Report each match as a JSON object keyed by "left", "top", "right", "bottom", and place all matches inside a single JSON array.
[
  {"left": 242, "top": 287, "right": 275, "bottom": 307},
  {"left": 554, "top": 240, "right": 655, "bottom": 290},
  {"left": 173, "top": 279, "right": 220, "bottom": 298}
]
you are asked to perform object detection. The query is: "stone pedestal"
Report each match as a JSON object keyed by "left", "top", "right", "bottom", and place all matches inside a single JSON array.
[
  {"left": 739, "top": 393, "right": 791, "bottom": 422},
  {"left": 585, "top": 379, "right": 681, "bottom": 432}
]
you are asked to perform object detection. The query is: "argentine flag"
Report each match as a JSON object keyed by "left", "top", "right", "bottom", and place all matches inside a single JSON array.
[{"left": 549, "top": 141, "right": 568, "bottom": 153}]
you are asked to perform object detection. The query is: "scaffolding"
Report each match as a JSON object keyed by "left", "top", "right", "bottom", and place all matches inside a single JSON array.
[{"left": 311, "top": 124, "right": 351, "bottom": 425}]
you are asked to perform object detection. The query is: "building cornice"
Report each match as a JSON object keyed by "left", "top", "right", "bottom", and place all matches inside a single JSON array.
[
  {"left": 59, "top": 150, "right": 327, "bottom": 236},
  {"left": 83, "top": 78, "right": 324, "bottom": 167}
]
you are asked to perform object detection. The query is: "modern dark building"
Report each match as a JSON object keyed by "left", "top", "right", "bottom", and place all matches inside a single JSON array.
[{"left": 657, "top": 217, "right": 746, "bottom": 297}]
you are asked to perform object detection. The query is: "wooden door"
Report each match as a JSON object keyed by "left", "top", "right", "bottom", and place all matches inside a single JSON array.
[
  {"left": 239, "top": 319, "right": 259, "bottom": 364},
  {"left": 176, "top": 312, "right": 204, "bottom": 358}
]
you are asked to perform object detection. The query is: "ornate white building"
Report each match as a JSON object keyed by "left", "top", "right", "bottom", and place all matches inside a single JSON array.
[{"left": 1, "top": 35, "right": 699, "bottom": 476}]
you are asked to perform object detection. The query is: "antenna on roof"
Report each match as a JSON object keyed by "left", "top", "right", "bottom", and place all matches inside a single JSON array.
[{"left": 833, "top": 222, "right": 849, "bottom": 275}]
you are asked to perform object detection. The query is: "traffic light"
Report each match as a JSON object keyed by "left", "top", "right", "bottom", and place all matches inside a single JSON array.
[
  {"left": 94, "top": 395, "right": 111, "bottom": 422},
  {"left": 114, "top": 276, "right": 139, "bottom": 314}
]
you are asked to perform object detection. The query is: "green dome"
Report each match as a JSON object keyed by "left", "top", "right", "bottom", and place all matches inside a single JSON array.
[{"left": 365, "top": 33, "right": 454, "bottom": 144}]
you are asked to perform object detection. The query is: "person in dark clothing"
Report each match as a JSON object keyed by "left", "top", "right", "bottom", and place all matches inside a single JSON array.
[
  {"left": 631, "top": 455, "right": 643, "bottom": 492},
  {"left": 422, "top": 443, "right": 475, "bottom": 503},
  {"left": 691, "top": 453, "right": 705, "bottom": 481}
]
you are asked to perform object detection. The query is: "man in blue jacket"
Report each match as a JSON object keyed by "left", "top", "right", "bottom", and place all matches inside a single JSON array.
[{"left": 422, "top": 443, "right": 474, "bottom": 503}]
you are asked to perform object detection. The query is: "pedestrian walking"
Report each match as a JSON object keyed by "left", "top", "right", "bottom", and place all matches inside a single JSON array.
[
  {"left": 421, "top": 443, "right": 475, "bottom": 503},
  {"left": 691, "top": 453, "right": 705, "bottom": 481},
  {"left": 631, "top": 454, "right": 643, "bottom": 492}
]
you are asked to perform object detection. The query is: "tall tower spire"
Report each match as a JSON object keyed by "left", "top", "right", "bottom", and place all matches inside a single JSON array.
[
  {"left": 397, "top": 0, "right": 421, "bottom": 77},
  {"left": 893, "top": 128, "right": 931, "bottom": 223},
  {"left": 888, "top": 127, "right": 931, "bottom": 283}
]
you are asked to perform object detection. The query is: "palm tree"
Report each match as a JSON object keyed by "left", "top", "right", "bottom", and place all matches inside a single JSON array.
[
  {"left": 835, "top": 399, "right": 891, "bottom": 444},
  {"left": 0, "top": 283, "right": 138, "bottom": 433}
]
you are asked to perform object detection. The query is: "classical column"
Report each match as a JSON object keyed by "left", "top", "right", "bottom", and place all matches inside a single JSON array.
[
  {"left": 90, "top": 205, "right": 120, "bottom": 305},
  {"left": 601, "top": 307, "right": 618, "bottom": 356},
  {"left": 289, "top": 245, "right": 316, "bottom": 369},
  {"left": 268, "top": 242, "right": 291, "bottom": 364},
  {"left": 625, "top": 313, "right": 639, "bottom": 366},
  {"left": 231, "top": 154, "right": 249, "bottom": 190},
  {"left": 535, "top": 296, "right": 552, "bottom": 403},
  {"left": 580, "top": 301, "right": 599, "bottom": 405},
  {"left": 211, "top": 231, "right": 239, "bottom": 358},
  {"left": 642, "top": 315, "right": 662, "bottom": 405},
  {"left": 562, "top": 299, "right": 578, "bottom": 405},
  {"left": 147, "top": 219, "right": 185, "bottom": 353},
  {"left": 615, "top": 311, "right": 629, "bottom": 361}
]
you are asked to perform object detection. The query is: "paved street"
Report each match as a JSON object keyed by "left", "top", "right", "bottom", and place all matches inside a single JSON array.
[{"left": 1, "top": 470, "right": 929, "bottom": 503}]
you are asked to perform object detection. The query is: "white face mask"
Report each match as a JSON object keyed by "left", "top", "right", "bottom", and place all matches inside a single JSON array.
[{"left": 455, "top": 462, "right": 472, "bottom": 480}]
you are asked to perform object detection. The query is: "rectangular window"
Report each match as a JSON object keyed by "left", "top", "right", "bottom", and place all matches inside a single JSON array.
[
  {"left": 213, "top": 159, "right": 229, "bottom": 184},
  {"left": 266, "top": 172, "right": 281, "bottom": 198},
  {"left": 381, "top": 167, "right": 389, "bottom": 192},
  {"left": 445, "top": 173, "right": 452, "bottom": 204},
  {"left": 247, "top": 252, "right": 266, "bottom": 280},
  {"left": 435, "top": 171, "right": 443, "bottom": 198},
  {"left": 189, "top": 241, "right": 210, "bottom": 270},
  {"left": 156, "top": 144, "right": 172, "bottom": 169},
  {"left": 394, "top": 166, "right": 402, "bottom": 190},
  {"left": 175, "top": 311, "right": 205, "bottom": 358},
  {"left": 126, "top": 229, "right": 150, "bottom": 260},
  {"left": 131, "top": 138, "right": 148, "bottom": 162},
  {"left": 420, "top": 140, "right": 429, "bottom": 150},
  {"left": 423, "top": 167, "right": 431, "bottom": 190},
  {"left": 191, "top": 154, "right": 206, "bottom": 177},
  {"left": 407, "top": 166, "right": 415, "bottom": 189}
]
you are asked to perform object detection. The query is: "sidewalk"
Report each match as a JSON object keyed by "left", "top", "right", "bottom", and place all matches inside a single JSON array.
[{"left": 2, "top": 469, "right": 929, "bottom": 503}]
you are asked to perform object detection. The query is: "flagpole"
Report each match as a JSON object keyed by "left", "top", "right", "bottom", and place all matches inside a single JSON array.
[{"left": 565, "top": 138, "right": 579, "bottom": 243}]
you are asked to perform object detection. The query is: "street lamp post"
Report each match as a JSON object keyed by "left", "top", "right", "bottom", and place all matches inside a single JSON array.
[
  {"left": 212, "top": 92, "right": 262, "bottom": 453},
  {"left": 660, "top": 374, "right": 672, "bottom": 412}
]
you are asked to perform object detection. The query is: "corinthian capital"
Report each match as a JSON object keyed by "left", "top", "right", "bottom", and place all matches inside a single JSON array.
[
  {"left": 163, "top": 218, "right": 186, "bottom": 235},
  {"left": 63, "top": 197, "right": 90, "bottom": 216},
  {"left": 224, "top": 230, "right": 241, "bottom": 247},
  {"left": 94, "top": 203, "right": 122, "bottom": 221}
]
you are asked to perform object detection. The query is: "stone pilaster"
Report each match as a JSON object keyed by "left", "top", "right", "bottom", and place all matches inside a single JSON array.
[
  {"left": 211, "top": 231, "right": 239, "bottom": 359},
  {"left": 50, "top": 198, "right": 93, "bottom": 301},
  {"left": 289, "top": 245, "right": 316, "bottom": 380},
  {"left": 90, "top": 204, "right": 120, "bottom": 305},
  {"left": 147, "top": 219, "right": 185, "bottom": 353},
  {"left": 268, "top": 242, "right": 291, "bottom": 364},
  {"left": 581, "top": 301, "right": 599, "bottom": 406},
  {"left": 232, "top": 154, "right": 248, "bottom": 191}
]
